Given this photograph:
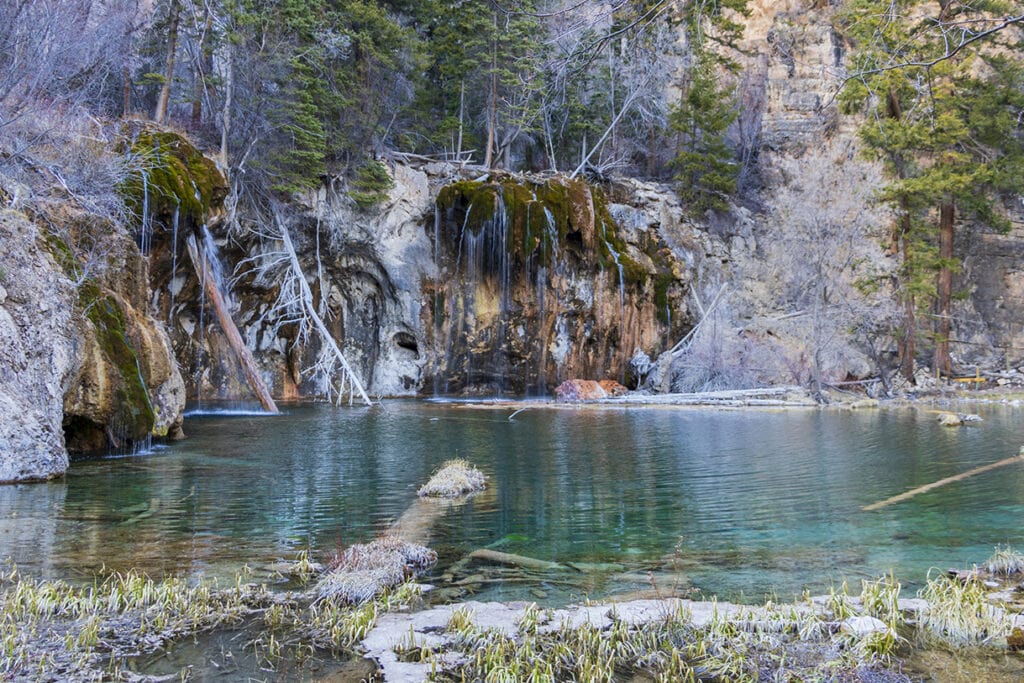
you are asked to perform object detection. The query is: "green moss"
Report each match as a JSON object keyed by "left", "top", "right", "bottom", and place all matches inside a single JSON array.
[
  {"left": 120, "top": 129, "right": 226, "bottom": 228},
  {"left": 436, "top": 175, "right": 655, "bottom": 289},
  {"left": 41, "top": 232, "right": 80, "bottom": 280},
  {"left": 82, "top": 286, "right": 155, "bottom": 442}
]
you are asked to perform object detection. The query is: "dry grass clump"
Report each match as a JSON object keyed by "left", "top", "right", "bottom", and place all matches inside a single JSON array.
[
  {"left": 316, "top": 536, "right": 437, "bottom": 605},
  {"left": 417, "top": 459, "right": 487, "bottom": 498},
  {"left": 983, "top": 546, "right": 1024, "bottom": 577},
  {"left": 917, "top": 570, "right": 1011, "bottom": 646}
]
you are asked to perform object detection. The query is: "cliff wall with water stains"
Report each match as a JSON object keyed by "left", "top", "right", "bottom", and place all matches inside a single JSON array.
[
  {"left": 0, "top": 171, "right": 188, "bottom": 482},
  {"left": 150, "top": 163, "right": 704, "bottom": 399}
]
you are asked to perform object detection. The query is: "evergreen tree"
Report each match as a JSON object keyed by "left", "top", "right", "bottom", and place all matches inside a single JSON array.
[
  {"left": 840, "top": 0, "right": 1024, "bottom": 378},
  {"left": 398, "top": 0, "right": 546, "bottom": 167},
  {"left": 669, "top": 0, "right": 750, "bottom": 214},
  {"left": 669, "top": 51, "right": 739, "bottom": 214}
]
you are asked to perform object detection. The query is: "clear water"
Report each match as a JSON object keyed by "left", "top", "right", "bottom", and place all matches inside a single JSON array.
[{"left": 1, "top": 402, "right": 1022, "bottom": 605}]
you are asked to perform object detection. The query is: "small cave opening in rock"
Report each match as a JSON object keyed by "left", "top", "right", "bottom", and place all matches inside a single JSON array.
[
  {"left": 63, "top": 416, "right": 108, "bottom": 455},
  {"left": 393, "top": 332, "right": 419, "bottom": 358}
]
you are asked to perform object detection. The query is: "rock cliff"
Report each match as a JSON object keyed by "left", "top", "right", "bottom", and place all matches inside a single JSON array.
[{"left": 0, "top": 202, "right": 185, "bottom": 481}]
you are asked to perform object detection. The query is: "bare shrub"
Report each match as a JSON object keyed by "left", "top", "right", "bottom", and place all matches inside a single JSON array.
[{"left": 670, "top": 295, "right": 786, "bottom": 393}]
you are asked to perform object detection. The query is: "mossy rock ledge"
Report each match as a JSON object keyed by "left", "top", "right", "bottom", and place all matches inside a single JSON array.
[{"left": 120, "top": 125, "right": 228, "bottom": 227}]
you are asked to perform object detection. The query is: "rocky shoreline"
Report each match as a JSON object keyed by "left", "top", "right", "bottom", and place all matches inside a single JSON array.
[{"left": 5, "top": 545, "right": 1024, "bottom": 682}]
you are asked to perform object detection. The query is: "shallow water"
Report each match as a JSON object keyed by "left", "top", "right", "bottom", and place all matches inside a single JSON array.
[{"left": 1, "top": 401, "right": 1022, "bottom": 605}]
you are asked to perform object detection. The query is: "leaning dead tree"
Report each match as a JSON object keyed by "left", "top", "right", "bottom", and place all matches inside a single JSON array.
[
  {"left": 240, "top": 206, "right": 372, "bottom": 407},
  {"left": 185, "top": 234, "right": 279, "bottom": 413}
]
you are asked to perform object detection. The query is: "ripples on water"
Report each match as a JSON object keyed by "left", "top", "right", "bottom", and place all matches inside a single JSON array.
[{"left": 1, "top": 402, "right": 1022, "bottom": 604}]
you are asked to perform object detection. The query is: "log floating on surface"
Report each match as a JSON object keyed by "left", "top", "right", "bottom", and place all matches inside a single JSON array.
[
  {"left": 862, "top": 452, "right": 1024, "bottom": 511},
  {"left": 186, "top": 235, "right": 279, "bottom": 414}
]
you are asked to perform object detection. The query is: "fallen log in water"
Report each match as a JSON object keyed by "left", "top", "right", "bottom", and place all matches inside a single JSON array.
[
  {"left": 605, "top": 387, "right": 816, "bottom": 407},
  {"left": 863, "top": 449, "right": 1024, "bottom": 511},
  {"left": 186, "top": 235, "right": 278, "bottom": 414},
  {"left": 467, "top": 549, "right": 566, "bottom": 572},
  {"left": 386, "top": 497, "right": 454, "bottom": 546}
]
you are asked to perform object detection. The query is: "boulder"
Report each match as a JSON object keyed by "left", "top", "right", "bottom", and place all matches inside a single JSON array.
[
  {"left": 840, "top": 616, "right": 892, "bottom": 639},
  {"left": 555, "top": 379, "right": 628, "bottom": 401},
  {"left": 937, "top": 412, "right": 982, "bottom": 427}
]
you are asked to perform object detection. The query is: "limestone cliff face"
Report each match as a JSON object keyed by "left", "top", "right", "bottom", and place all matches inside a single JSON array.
[
  {"left": 712, "top": 0, "right": 1022, "bottom": 375},
  {"left": 0, "top": 201, "right": 184, "bottom": 482},
  {"left": 0, "top": 211, "right": 79, "bottom": 481},
  {"left": 152, "top": 163, "right": 701, "bottom": 399}
]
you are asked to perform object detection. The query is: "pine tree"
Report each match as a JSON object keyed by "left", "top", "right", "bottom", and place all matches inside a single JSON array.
[
  {"left": 669, "top": 0, "right": 750, "bottom": 214},
  {"left": 669, "top": 51, "right": 739, "bottom": 214},
  {"left": 840, "top": 0, "right": 1024, "bottom": 379}
]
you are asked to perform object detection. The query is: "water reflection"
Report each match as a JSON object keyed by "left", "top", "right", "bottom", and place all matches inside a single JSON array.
[{"left": 0, "top": 402, "right": 1021, "bottom": 604}]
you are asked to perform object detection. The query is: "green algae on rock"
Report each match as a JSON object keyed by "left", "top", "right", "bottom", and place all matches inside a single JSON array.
[{"left": 120, "top": 127, "right": 227, "bottom": 227}]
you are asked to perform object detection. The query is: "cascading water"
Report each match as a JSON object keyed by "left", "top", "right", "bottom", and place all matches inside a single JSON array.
[
  {"left": 168, "top": 204, "right": 180, "bottom": 327},
  {"left": 195, "top": 246, "right": 207, "bottom": 408},
  {"left": 193, "top": 224, "right": 234, "bottom": 406},
  {"left": 431, "top": 176, "right": 680, "bottom": 396},
  {"left": 139, "top": 170, "right": 152, "bottom": 256},
  {"left": 601, "top": 221, "right": 628, "bottom": 382}
]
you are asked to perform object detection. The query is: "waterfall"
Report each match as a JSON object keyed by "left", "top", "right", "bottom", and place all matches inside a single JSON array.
[
  {"left": 195, "top": 243, "right": 206, "bottom": 407},
  {"left": 201, "top": 224, "right": 232, "bottom": 309},
  {"left": 139, "top": 170, "right": 151, "bottom": 256},
  {"left": 432, "top": 209, "right": 444, "bottom": 397},
  {"left": 168, "top": 204, "right": 180, "bottom": 327},
  {"left": 601, "top": 222, "right": 627, "bottom": 383},
  {"left": 194, "top": 224, "right": 226, "bottom": 406}
]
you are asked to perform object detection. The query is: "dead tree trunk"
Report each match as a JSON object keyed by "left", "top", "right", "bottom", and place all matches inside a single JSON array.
[
  {"left": 933, "top": 201, "right": 955, "bottom": 377},
  {"left": 154, "top": 0, "right": 181, "bottom": 124},
  {"left": 186, "top": 235, "right": 279, "bottom": 413},
  {"left": 275, "top": 212, "right": 373, "bottom": 407}
]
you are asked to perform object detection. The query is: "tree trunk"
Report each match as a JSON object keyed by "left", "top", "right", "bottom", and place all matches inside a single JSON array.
[
  {"left": 122, "top": 66, "right": 132, "bottom": 118},
  {"left": 933, "top": 201, "right": 955, "bottom": 376},
  {"left": 186, "top": 236, "right": 279, "bottom": 414},
  {"left": 456, "top": 79, "right": 465, "bottom": 164},
  {"left": 484, "top": 67, "right": 497, "bottom": 168},
  {"left": 191, "top": 13, "right": 213, "bottom": 128},
  {"left": 219, "top": 41, "right": 232, "bottom": 168},
  {"left": 897, "top": 209, "right": 916, "bottom": 382},
  {"left": 484, "top": 17, "right": 498, "bottom": 168},
  {"left": 154, "top": 0, "right": 181, "bottom": 124}
]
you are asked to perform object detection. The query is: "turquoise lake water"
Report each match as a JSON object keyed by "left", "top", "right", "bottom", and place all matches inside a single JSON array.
[{"left": 1, "top": 401, "right": 1022, "bottom": 605}]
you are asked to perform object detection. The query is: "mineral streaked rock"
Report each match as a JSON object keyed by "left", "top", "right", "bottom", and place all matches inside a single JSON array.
[
  {"left": 554, "top": 379, "right": 629, "bottom": 401},
  {"left": 0, "top": 199, "right": 185, "bottom": 481},
  {"left": 0, "top": 210, "right": 78, "bottom": 481}
]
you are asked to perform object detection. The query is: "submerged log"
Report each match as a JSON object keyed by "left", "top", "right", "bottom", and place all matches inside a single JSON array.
[
  {"left": 387, "top": 497, "right": 454, "bottom": 546},
  {"left": 186, "top": 236, "right": 279, "bottom": 413},
  {"left": 862, "top": 450, "right": 1024, "bottom": 511},
  {"left": 467, "top": 549, "right": 565, "bottom": 572}
]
